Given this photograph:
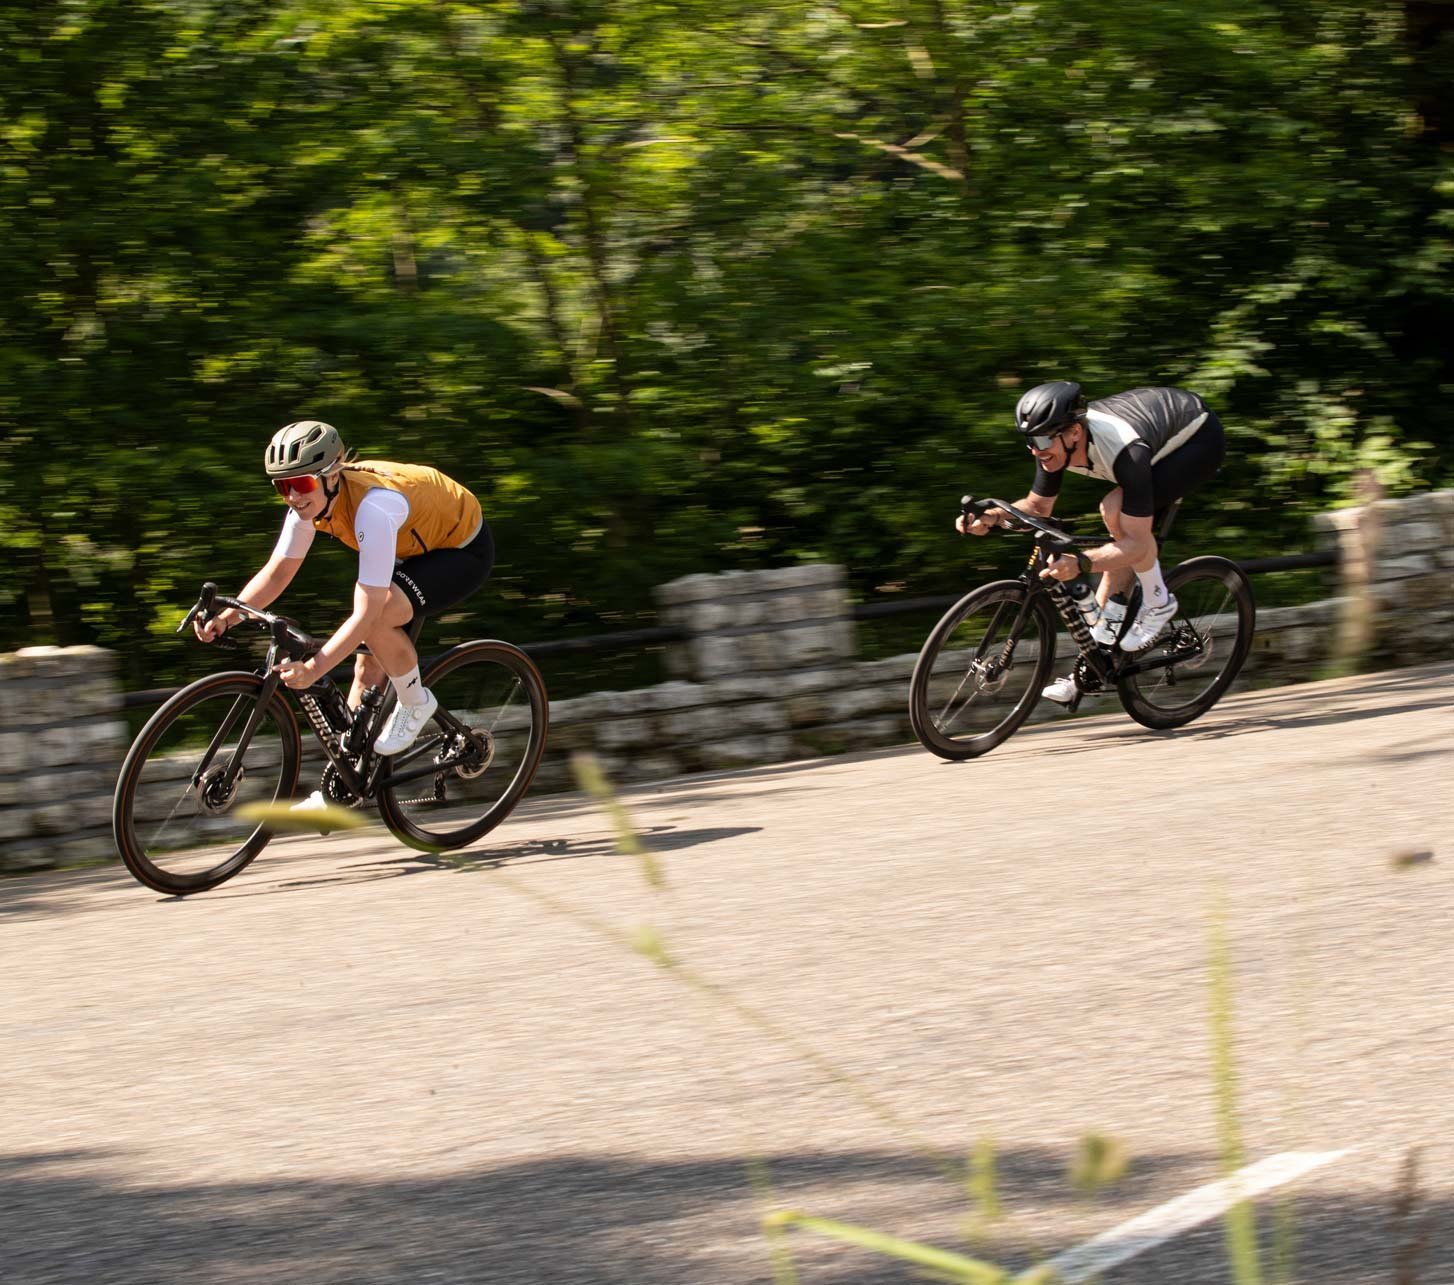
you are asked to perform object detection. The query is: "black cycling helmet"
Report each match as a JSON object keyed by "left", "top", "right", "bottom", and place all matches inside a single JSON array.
[{"left": 1014, "top": 381, "right": 1086, "bottom": 441}]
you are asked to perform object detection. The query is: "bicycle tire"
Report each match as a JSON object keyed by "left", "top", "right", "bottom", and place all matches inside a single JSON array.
[
  {"left": 113, "top": 671, "right": 302, "bottom": 896},
  {"left": 909, "top": 581, "right": 1058, "bottom": 761},
  {"left": 1116, "top": 556, "right": 1256, "bottom": 730},
  {"left": 376, "top": 640, "right": 549, "bottom": 852}
]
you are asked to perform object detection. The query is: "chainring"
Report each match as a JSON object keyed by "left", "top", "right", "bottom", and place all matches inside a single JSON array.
[{"left": 320, "top": 763, "right": 363, "bottom": 809}]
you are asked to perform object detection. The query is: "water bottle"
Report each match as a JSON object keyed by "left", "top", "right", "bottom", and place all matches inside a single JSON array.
[
  {"left": 1066, "top": 578, "right": 1100, "bottom": 631},
  {"left": 344, "top": 685, "right": 385, "bottom": 754}
]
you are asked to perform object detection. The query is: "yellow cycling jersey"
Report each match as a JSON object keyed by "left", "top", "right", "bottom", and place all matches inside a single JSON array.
[{"left": 313, "top": 461, "right": 482, "bottom": 558}]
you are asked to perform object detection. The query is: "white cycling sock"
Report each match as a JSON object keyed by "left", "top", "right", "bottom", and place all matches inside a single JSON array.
[
  {"left": 390, "top": 664, "right": 429, "bottom": 708},
  {"left": 1136, "top": 561, "right": 1171, "bottom": 609}
]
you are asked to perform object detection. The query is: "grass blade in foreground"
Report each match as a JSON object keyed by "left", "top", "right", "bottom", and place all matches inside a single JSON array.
[
  {"left": 763, "top": 1211, "right": 1053, "bottom": 1284},
  {"left": 1209, "top": 893, "right": 1262, "bottom": 1284}
]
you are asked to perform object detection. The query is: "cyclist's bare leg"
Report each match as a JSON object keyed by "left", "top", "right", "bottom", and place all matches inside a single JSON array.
[
  {"left": 350, "top": 587, "right": 417, "bottom": 707},
  {"left": 350, "top": 651, "right": 389, "bottom": 709},
  {"left": 1097, "top": 488, "right": 1153, "bottom": 602}
]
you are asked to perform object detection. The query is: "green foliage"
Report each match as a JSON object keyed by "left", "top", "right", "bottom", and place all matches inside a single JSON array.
[{"left": 2, "top": 0, "right": 1450, "bottom": 687}]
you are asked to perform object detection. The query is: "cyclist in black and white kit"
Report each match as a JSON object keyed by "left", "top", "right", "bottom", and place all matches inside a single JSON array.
[{"left": 958, "top": 381, "right": 1225, "bottom": 705}]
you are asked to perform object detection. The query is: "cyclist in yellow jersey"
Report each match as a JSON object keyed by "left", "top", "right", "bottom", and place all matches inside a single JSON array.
[{"left": 195, "top": 421, "right": 494, "bottom": 807}]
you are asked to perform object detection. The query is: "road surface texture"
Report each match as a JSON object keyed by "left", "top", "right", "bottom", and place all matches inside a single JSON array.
[{"left": 4, "top": 662, "right": 1452, "bottom": 1284}]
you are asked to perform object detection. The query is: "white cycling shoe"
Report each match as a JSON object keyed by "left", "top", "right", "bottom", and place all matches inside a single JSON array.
[
  {"left": 1041, "top": 675, "right": 1079, "bottom": 706},
  {"left": 289, "top": 790, "right": 329, "bottom": 815},
  {"left": 1120, "top": 594, "right": 1179, "bottom": 652},
  {"left": 374, "top": 689, "right": 439, "bottom": 756},
  {"left": 1090, "top": 597, "right": 1126, "bottom": 647},
  {"left": 1041, "top": 674, "right": 1109, "bottom": 706}
]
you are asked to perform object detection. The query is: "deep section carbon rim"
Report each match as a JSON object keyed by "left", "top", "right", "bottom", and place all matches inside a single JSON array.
[
  {"left": 113, "top": 674, "right": 300, "bottom": 894},
  {"left": 377, "top": 642, "right": 548, "bottom": 851},
  {"left": 1117, "top": 559, "right": 1255, "bottom": 728},
  {"left": 909, "top": 583, "right": 1055, "bottom": 760}
]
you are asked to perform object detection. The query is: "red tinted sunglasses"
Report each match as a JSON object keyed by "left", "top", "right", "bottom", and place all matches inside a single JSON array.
[{"left": 273, "top": 474, "right": 322, "bottom": 498}]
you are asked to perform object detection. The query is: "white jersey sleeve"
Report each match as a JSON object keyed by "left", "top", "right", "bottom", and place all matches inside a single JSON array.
[
  {"left": 271, "top": 508, "right": 316, "bottom": 561},
  {"left": 354, "top": 487, "right": 410, "bottom": 587}
]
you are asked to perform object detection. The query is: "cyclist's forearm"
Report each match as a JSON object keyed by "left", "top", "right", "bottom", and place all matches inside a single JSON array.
[
  {"left": 1084, "top": 534, "right": 1155, "bottom": 573},
  {"left": 313, "top": 583, "right": 390, "bottom": 673},
  {"left": 1016, "top": 493, "right": 1056, "bottom": 518}
]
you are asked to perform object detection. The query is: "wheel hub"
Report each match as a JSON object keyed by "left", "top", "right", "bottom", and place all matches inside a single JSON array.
[
  {"left": 199, "top": 765, "right": 242, "bottom": 814},
  {"left": 970, "top": 658, "right": 1010, "bottom": 696},
  {"left": 446, "top": 728, "right": 494, "bottom": 780},
  {"left": 1177, "top": 625, "right": 1213, "bottom": 670}
]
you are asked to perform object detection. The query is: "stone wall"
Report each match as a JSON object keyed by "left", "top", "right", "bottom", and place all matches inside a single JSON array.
[
  {"left": 3, "top": 490, "right": 1452, "bottom": 872},
  {"left": 0, "top": 647, "right": 129, "bottom": 872}
]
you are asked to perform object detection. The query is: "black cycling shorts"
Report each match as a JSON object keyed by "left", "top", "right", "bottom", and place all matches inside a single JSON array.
[
  {"left": 1146, "top": 411, "right": 1225, "bottom": 517},
  {"left": 389, "top": 521, "right": 494, "bottom": 620},
  {"left": 1110, "top": 411, "right": 1227, "bottom": 519}
]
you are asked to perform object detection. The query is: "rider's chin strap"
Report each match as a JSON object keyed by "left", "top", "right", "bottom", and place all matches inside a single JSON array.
[{"left": 317, "top": 473, "right": 342, "bottom": 522}]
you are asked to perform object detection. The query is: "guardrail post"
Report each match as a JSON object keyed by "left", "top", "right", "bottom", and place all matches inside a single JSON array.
[{"left": 1316, "top": 470, "right": 1385, "bottom": 676}]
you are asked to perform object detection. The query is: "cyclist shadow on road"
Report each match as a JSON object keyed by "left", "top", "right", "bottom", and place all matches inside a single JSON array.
[
  {"left": 371, "top": 824, "right": 764, "bottom": 875},
  {"left": 247, "top": 824, "right": 765, "bottom": 898},
  {"left": 1026, "top": 685, "right": 1453, "bottom": 760}
]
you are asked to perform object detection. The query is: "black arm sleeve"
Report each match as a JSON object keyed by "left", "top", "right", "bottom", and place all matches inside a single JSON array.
[
  {"left": 1030, "top": 461, "right": 1064, "bottom": 499},
  {"left": 1113, "top": 442, "right": 1156, "bottom": 518}
]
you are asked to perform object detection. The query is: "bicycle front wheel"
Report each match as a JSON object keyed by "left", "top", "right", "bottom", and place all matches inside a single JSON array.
[
  {"left": 112, "top": 672, "right": 302, "bottom": 895},
  {"left": 909, "top": 581, "right": 1057, "bottom": 761},
  {"left": 377, "top": 641, "right": 549, "bottom": 852},
  {"left": 1116, "top": 556, "right": 1256, "bottom": 730}
]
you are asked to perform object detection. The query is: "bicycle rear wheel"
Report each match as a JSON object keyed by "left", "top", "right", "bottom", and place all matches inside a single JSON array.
[
  {"left": 1116, "top": 556, "right": 1256, "bottom": 730},
  {"left": 376, "top": 641, "right": 549, "bottom": 852},
  {"left": 909, "top": 581, "right": 1057, "bottom": 761},
  {"left": 113, "top": 672, "right": 301, "bottom": 895}
]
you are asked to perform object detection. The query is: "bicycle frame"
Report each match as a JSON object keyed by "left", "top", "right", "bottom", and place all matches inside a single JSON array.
[
  {"left": 178, "top": 583, "right": 485, "bottom": 805},
  {"left": 967, "top": 497, "right": 1208, "bottom": 699}
]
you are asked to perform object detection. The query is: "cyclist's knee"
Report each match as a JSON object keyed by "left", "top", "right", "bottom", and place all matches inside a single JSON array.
[
  {"left": 1100, "top": 489, "right": 1126, "bottom": 538},
  {"left": 380, "top": 584, "right": 418, "bottom": 630}
]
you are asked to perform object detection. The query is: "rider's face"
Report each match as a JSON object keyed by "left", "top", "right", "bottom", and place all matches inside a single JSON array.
[
  {"left": 1029, "top": 423, "right": 1079, "bottom": 471},
  {"left": 277, "top": 479, "right": 329, "bottom": 519}
]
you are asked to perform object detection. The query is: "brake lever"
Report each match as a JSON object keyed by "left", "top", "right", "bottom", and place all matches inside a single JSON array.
[
  {"left": 176, "top": 581, "right": 219, "bottom": 634},
  {"left": 1038, "top": 530, "right": 1078, "bottom": 554}
]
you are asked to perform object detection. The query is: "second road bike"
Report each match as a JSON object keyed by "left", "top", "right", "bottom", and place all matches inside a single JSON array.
[{"left": 909, "top": 496, "right": 1256, "bottom": 760}]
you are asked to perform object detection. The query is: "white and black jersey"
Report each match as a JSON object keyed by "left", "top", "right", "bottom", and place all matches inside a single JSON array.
[{"left": 1031, "top": 386, "right": 1222, "bottom": 518}]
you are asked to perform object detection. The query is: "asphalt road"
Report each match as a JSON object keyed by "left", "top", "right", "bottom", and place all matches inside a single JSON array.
[{"left": 4, "top": 662, "right": 1453, "bottom": 1284}]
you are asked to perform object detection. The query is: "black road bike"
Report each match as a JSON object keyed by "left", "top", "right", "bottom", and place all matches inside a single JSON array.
[
  {"left": 909, "top": 497, "right": 1256, "bottom": 761},
  {"left": 113, "top": 583, "right": 549, "bottom": 895}
]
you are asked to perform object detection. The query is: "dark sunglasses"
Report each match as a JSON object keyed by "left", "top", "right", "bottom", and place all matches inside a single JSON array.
[
  {"left": 1026, "top": 431, "right": 1063, "bottom": 452},
  {"left": 273, "top": 474, "right": 322, "bottom": 498}
]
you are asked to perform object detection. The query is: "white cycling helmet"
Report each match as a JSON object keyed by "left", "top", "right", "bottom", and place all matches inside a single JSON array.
[{"left": 265, "top": 420, "right": 346, "bottom": 479}]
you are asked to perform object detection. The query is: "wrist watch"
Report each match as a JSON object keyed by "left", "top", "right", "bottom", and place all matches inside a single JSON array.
[{"left": 1076, "top": 551, "right": 1093, "bottom": 575}]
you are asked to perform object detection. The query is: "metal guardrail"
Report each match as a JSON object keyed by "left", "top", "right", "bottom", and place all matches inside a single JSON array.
[
  {"left": 121, "top": 551, "right": 1337, "bottom": 710},
  {"left": 848, "top": 549, "right": 1337, "bottom": 622},
  {"left": 121, "top": 624, "right": 689, "bottom": 710}
]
